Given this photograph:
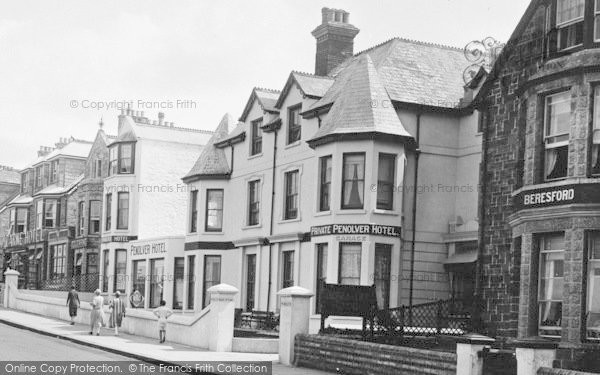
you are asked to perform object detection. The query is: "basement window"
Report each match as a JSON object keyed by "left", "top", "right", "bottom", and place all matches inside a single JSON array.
[
  {"left": 544, "top": 92, "right": 570, "bottom": 181},
  {"left": 557, "top": 0, "right": 585, "bottom": 50}
]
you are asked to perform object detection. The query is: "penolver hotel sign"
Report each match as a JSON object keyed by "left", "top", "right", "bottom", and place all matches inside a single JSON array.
[
  {"left": 310, "top": 224, "right": 401, "bottom": 238},
  {"left": 514, "top": 184, "right": 600, "bottom": 210}
]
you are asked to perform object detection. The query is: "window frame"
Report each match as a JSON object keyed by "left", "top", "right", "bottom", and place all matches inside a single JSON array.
[
  {"left": 538, "top": 234, "right": 565, "bottom": 338},
  {"left": 205, "top": 189, "right": 224, "bottom": 232},
  {"left": 102, "top": 249, "right": 110, "bottom": 292},
  {"left": 250, "top": 118, "right": 263, "bottom": 156},
  {"left": 338, "top": 242, "right": 362, "bottom": 285},
  {"left": 44, "top": 199, "right": 57, "bottom": 228},
  {"left": 247, "top": 180, "right": 261, "bottom": 226},
  {"left": 245, "top": 254, "right": 256, "bottom": 311},
  {"left": 556, "top": 0, "right": 585, "bottom": 51},
  {"left": 341, "top": 152, "right": 366, "bottom": 210},
  {"left": 113, "top": 249, "right": 127, "bottom": 293},
  {"left": 172, "top": 257, "right": 185, "bottom": 310},
  {"left": 78, "top": 201, "right": 85, "bottom": 236},
  {"left": 282, "top": 250, "right": 295, "bottom": 289},
  {"left": 543, "top": 91, "right": 571, "bottom": 181},
  {"left": 116, "top": 192, "right": 129, "bottom": 230},
  {"left": 89, "top": 200, "right": 101, "bottom": 235},
  {"left": 315, "top": 243, "right": 328, "bottom": 313},
  {"left": 376, "top": 153, "right": 396, "bottom": 211},
  {"left": 202, "top": 255, "right": 221, "bottom": 308},
  {"left": 190, "top": 190, "right": 198, "bottom": 233},
  {"left": 105, "top": 194, "right": 112, "bottom": 231},
  {"left": 318, "top": 156, "right": 332, "bottom": 212},
  {"left": 586, "top": 231, "right": 600, "bottom": 341},
  {"left": 287, "top": 104, "right": 302, "bottom": 145},
  {"left": 284, "top": 170, "right": 299, "bottom": 220}
]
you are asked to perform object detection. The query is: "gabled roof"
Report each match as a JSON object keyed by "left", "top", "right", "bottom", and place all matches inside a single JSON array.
[
  {"left": 184, "top": 114, "right": 233, "bottom": 181},
  {"left": 274, "top": 71, "right": 334, "bottom": 108},
  {"left": 308, "top": 37, "right": 471, "bottom": 113},
  {"left": 239, "top": 88, "right": 281, "bottom": 122},
  {"left": 309, "top": 54, "right": 412, "bottom": 146}
]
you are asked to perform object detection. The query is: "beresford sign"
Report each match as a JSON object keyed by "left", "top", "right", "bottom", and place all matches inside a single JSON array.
[
  {"left": 310, "top": 224, "right": 401, "bottom": 238},
  {"left": 513, "top": 183, "right": 600, "bottom": 210}
]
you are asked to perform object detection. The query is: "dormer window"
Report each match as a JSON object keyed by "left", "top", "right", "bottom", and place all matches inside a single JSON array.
[
  {"left": 288, "top": 105, "right": 302, "bottom": 144},
  {"left": 49, "top": 160, "right": 58, "bottom": 184},
  {"left": 108, "top": 143, "right": 135, "bottom": 176},
  {"left": 92, "top": 159, "right": 102, "bottom": 178},
  {"left": 557, "top": 0, "right": 585, "bottom": 50},
  {"left": 35, "top": 166, "right": 43, "bottom": 188}
]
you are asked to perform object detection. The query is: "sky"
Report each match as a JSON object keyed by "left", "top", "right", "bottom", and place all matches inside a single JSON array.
[{"left": 0, "top": 0, "right": 531, "bottom": 169}]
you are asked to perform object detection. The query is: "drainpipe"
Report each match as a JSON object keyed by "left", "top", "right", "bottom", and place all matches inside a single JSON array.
[
  {"left": 230, "top": 144, "right": 235, "bottom": 173},
  {"left": 474, "top": 108, "right": 489, "bottom": 333},
  {"left": 266, "top": 128, "right": 278, "bottom": 312},
  {"left": 408, "top": 113, "right": 421, "bottom": 316}
]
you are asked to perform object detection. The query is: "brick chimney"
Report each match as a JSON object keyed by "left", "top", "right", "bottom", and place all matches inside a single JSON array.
[
  {"left": 37, "top": 146, "right": 53, "bottom": 157},
  {"left": 311, "top": 7, "right": 359, "bottom": 76}
]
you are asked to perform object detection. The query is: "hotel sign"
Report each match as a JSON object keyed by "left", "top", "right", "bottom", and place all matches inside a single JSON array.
[
  {"left": 101, "top": 235, "right": 138, "bottom": 243},
  {"left": 130, "top": 242, "right": 167, "bottom": 257},
  {"left": 70, "top": 238, "right": 88, "bottom": 250},
  {"left": 310, "top": 224, "right": 401, "bottom": 238},
  {"left": 514, "top": 184, "right": 600, "bottom": 210}
]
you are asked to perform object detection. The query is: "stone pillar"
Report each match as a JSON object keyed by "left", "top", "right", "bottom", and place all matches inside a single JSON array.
[
  {"left": 455, "top": 334, "right": 495, "bottom": 375},
  {"left": 3, "top": 269, "right": 19, "bottom": 308},
  {"left": 514, "top": 337, "right": 558, "bottom": 375},
  {"left": 277, "top": 286, "right": 314, "bottom": 366},
  {"left": 207, "top": 283, "right": 239, "bottom": 352}
]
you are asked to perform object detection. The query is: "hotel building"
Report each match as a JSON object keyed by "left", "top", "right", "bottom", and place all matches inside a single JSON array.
[{"left": 178, "top": 8, "right": 483, "bottom": 324}]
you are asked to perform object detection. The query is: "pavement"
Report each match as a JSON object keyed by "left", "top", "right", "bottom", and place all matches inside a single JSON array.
[{"left": 0, "top": 307, "right": 333, "bottom": 375}]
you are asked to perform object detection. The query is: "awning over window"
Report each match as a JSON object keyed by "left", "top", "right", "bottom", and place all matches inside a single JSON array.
[{"left": 444, "top": 249, "right": 478, "bottom": 265}]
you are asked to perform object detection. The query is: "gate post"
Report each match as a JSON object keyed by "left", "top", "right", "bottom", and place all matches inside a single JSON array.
[
  {"left": 278, "top": 286, "right": 313, "bottom": 366},
  {"left": 514, "top": 337, "right": 558, "bottom": 375},
  {"left": 3, "top": 269, "right": 20, "bottom": 308},
  {"left": 455, "top": 333, "right": 495, "bottom": 375}
]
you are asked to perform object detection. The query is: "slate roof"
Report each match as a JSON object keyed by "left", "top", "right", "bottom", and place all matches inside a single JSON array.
[
  {"left": 35, "top": 174, "right": 84, "bottom": 196},
  {"left": 239, "top": 88, "right": 281, "bottom": 122},
  {"left": 310, "top": 38, "right": 471, "bottom": 111},
  {"left": 214, "top": 120, "right": 246, "bottom": 147},
  {"left": 184, "top": 113, "right": 233, "bottom": 180},
  {"left": 310, "top": 54, "right": 411, "bottom": 143},
  {"left": 114, "top": 116, "right": 213, "bottom": 145},
  {"left": 275, "top": 72, "right": 334, "bottom": 108}
]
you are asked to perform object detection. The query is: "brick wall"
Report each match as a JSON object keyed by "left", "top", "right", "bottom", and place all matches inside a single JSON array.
[
  {"left": 479, "top": 4, "right": 548, "bottom": 339},
  {"left": 294, "top": 334, "right": 456, "bottom": 375}
]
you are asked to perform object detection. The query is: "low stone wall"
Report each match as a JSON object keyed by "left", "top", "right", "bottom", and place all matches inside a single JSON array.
[
  {"left": 294, "top": 334, "right": 456, "bottom": 375},
  {"left": 19, "top": 289, "right": 95, "bottom": 302},
  {"left": 538, "top": 367, "right": 600, "bottom": 375}
]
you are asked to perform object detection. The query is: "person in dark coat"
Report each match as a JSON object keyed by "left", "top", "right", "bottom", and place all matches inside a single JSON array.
[{"left": 66, "top": 286, "right": 80, "bottom": 325}]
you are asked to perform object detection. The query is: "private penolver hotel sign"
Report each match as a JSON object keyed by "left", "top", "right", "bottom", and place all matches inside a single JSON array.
[{"left": 310, "top": 224, "right": 402, "bottom": 238}]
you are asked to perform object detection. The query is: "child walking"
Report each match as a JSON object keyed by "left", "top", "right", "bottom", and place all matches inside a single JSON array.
[{"left": 152, "top": 300, "right": 172, "bottom": 343}]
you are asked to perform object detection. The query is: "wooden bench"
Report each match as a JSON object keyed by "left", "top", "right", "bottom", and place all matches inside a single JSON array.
[{"left": 240, "top": 310, "right": 279, "bottom": 330}]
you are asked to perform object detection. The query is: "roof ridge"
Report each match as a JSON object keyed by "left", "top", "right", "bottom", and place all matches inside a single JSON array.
[
  {"left": 354, "top": 37, "right": 463, "bottom": 57},
  {"left": 136, "top": 122, "right": 214, "bottom": 135},
  {"left": 291, "top": 70, "right": 334, "bottom": 79},
  {"left": 254, "top": 87, "right": 281, "bottom": 94}
]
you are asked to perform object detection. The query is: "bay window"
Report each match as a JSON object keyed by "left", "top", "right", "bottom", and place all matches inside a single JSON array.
[
  {"left": 49, "top": 160, "right": 58, "bottom": 183},
  {"left": 205, "top": 189, "right": 224, "bottom": 232},
  {"left": 150, "top": 258, "right": 165, "bottom": 308},
  {"left": 587, "top": 232, "right": 600, "bottom": 340},
  {"left": 319, "top": 156, "right": 332, "bottom": 212},
  {"left": 114, "top": 249, "right": 127, "bottom": 292},
  {"left": 202, "top": 255, "right": 221, "bottom": 308},
  {"left": 284, "top": 170, "right": 299, "bottom": 220},
  {"left": 16, "top": 208, "right": 26, "bottom": 233},
  {"left": 89, "top": 200, "right": 101, "bottom": 234},
  {"left": 339, "top": 243, "right": 361, "bottom": 285},
  {"left": 36, "top": 166, "right": 42, "bottom": 187},
  {"left": 595, "top": 0, "right": 600, "bottom": 41},
  {"left": 51, "top": 244, "right": 66, "bottom": 278},
  {"left": 8, "top": 209, "right": 15, "bottom": 234},
  {"left": 173, "top": 257, "right": 184, "bottom": 310},
  {"left": 538, "top": 234, "right": 565, "bottom": 337},
  {"left": 102, "top": 249, "right": 109, "bottom": 292},
  {"left": 251, "top": 118, "right": 263, "bottom": 155},
  {"left": 557, "top": 0, "right": 585, "bottom": 50},
  {"left": 315, "top": 243, "right": 328, "bottom": 313},
  {"left": 342, "top": 153, "right": 365, "bottom": 209},
  {"left": 374, "top": 244, "right": 392, "bottom": 309},
  {"left": 36, "top": 201, "right": 43, "bottom": 229},
  {"left": 544, "top": 92, "right": 570, "bottom": 181},
  {"left": 377, "top": 153, "right": 396, "bottom": 210},
  {"left": 108, "top": 143, "right": 135, "bottom": 175},
  {"left": 132, "top": 260, "right": 146, "bottom": 307}
]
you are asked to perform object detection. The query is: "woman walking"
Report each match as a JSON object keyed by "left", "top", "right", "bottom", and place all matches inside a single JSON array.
[
  {"left": 152, "top": 300, "right": 173, "bottom": 343},
  {"left": 89, "top": 289, "right": 104, "bottom": 336},
  {"left": 109, "top": 291, "right": 126, "bottom": 336},
  {"left": 66, "top": 286, "right": 80, "bottom": 325}
]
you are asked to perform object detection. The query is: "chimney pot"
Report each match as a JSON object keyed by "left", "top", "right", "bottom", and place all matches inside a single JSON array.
[{"left": 312, "top": 8, "right": 359, "bottom": 76}]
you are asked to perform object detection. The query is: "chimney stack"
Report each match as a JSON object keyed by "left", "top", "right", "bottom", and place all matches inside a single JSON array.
[
  {"left": 312, "top": 7, "right": 359, "bottom": 76},
  {"left": 158, "top": 112, "right": 165, "bottom": 126}
]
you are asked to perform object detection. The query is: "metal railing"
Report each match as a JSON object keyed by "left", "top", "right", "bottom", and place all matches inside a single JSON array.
[
  {"left": 39, "top": 273, "right": 100, "bottom": 292},
  {"left": 373, "top": 298, "right": 472, "bottom": 336}
]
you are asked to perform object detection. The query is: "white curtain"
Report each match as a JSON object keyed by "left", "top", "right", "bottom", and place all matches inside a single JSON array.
[
  {"left": 545, "top": 149, "right": 558, "bottom": 178},
  {"left": 557, "top": 0, "right": 585, "bottom": 24}
]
